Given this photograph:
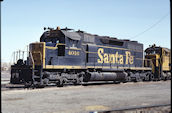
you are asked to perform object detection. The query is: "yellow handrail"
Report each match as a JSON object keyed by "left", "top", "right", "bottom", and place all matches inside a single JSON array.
[
  {"left": 30, "top": 51, "right": 43, "bottom": 69},
  {"left": 29, "top": 52, "right": 35, "bottom": 69}
]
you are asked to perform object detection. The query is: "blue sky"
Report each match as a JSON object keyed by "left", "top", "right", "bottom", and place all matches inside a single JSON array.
[{"left": 1, "top": 0, "right": 170, "bottom": 62}]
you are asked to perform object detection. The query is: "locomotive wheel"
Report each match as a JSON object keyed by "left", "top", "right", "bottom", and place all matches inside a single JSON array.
[
  {"left": 158, "top": 75, "right": 162, "bottom": 81},
  {"left": 31, "top": 81, "right": 45, "bottom": 88},
  {"left": 74, "top": 76, "right": 83, "bottom": 85},
  {"left": 149, "top": 74, "right": 154, "bottom": 81},
  {"left": 126, "top": 76, "right": 131, "bottom": 82},
  {"left": 163, "top": 77, "right": 167, "bottom": 81},
  {"left": 168, "top": 73, "right": 171, "bottom": 80},
  {"left": 145, "top": 75, "right": 150, "bottom": 81},
  {"left": 73, "top": 78, "right": 80, "bottom": 85},
  {"left": 161, "top": 72, "right": 167, "bottom": 81},
  {"left": 56, "top": 80, "right": 64, "bottom": 87},
  {"left": 24, "top": 81, "right": 32, "bottom": 88},
  {"left": 168, "top": 76, "right": 171, "bottom": 80},
  {"left": 56, "top": 82, "right": 64, "bottom": 87},
  {"left": 43, "top": 78, "right": 49, "bottom": 86},
  {"left": 122, "top": 76, "right": 131, "bottom": 83},
  {"left": 134, "top": 76, "right": 141, "bottom": 82}
]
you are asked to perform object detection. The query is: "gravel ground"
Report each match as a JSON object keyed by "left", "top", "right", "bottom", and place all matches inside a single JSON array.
[
  {"left": 1, "top": 71, "right": 10, "bottom": 79},
  {"left": 1, "top": 71, "right": 11, "bottom": 84},
  {"left": 1, "top": 80, "right": 171, "bottom": 113}
]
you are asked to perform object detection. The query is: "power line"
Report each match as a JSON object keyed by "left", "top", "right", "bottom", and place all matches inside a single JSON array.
[{"left": 131, "top": 12, "right": 169, "bottom": 39}]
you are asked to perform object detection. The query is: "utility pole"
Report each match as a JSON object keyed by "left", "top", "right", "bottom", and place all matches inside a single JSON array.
[
  {"left": 170, "top": 0, "right": 172, "bottom": 72},
  {"left": 0, "top": 1, "right": 3, "bottom": 112}
]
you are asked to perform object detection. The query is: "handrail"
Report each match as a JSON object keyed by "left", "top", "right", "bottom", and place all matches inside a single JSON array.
[
  {"left": 12, "top": 50, "right": 28, "bottom": 64},
  {"left": 29, "top": 51, "right": 35, "bottom": 70},
  {"left": 30, "top": 51, "right": 43, "bottom": 68}
]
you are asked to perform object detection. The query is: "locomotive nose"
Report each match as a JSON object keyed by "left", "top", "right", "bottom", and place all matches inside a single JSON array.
[{"left": 29, "top": 42, "right": 45, "bottom": 67}]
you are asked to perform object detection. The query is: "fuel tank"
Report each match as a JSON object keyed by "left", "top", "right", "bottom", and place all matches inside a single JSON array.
[{"left": 89, "top": 71, "right": 127, "bottom": 81}]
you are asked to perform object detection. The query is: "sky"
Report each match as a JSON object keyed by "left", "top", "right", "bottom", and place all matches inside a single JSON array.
[{"left": 1, "top": 0, "right": 170, "bottom": 63}]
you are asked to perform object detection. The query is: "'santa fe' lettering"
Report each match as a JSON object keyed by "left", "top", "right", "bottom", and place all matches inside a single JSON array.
[{"left": 97, "top": 48, "right": 134, "bottom": 64}]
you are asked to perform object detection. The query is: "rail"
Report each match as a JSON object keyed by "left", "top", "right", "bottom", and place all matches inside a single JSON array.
[{"left": 93, "top": 103, "right": 171, "bottom": 113}]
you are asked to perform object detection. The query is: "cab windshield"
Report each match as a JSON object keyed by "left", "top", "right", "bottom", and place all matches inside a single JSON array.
[{"left": 145, "top": 48, "right": 161, "bottom": 55}]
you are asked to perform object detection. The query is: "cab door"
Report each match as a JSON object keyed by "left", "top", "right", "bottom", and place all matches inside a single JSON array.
[{"left": 152, "top": 54, "right": 162, "bottom": 79}]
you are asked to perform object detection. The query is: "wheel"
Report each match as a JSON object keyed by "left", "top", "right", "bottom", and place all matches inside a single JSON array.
[
  {"left": 126, "top": 76, "right": 131, "bottom": 82},
  {"left": 43, "top": 78, "right": 49, "bottom": 86},
  {"left": 122, "top": 76, "right": 131, "bottom": 83},
  {"left": 56, "top": 79, "right": 64, "bottom": 87},
  {"left": 24, "top": 81, "right": 32, "bottom": 88},
  {"left": 133, "top": 72, "right": 141, "bottom": 82},
  {"left": 166, "top": 72, "right": 171, "bottom": 80},
  {"left": 161, "top": 72, "right": 168, "bottom": 81},
  {"left": 144, "top": 75, "right": 149, "bottom": 81},
  {"left": 74, "top": 76, "right": 83, "bottom": 85},
  {"left": 149, "top": 74, "right": 154, "bottom": 81},
  {"left": 134, "top": 76, "right": 141, "bottom": 82},
  {"left": 73, "top": 79, "right": 80, "bottom": 85}
]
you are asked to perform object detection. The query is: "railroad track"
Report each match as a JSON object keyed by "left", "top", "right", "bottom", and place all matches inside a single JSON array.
[
  {"left": 1, "top": 81, "right": 115, "bottom": 91},
  {"left": 92, "top": 103, "right": 171, "bottom": 113},
  {"left": 1, "top": 80, "right": 170, "bottom": 91}
]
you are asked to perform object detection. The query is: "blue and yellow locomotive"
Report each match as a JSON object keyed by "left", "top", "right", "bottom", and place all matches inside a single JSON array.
[{"left": 10, "top": 27, "right": 171, "bottom": 87}]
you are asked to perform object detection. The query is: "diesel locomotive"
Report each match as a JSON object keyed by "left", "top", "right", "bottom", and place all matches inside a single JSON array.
[{"left": 10, "top": 27, "right": 171, "bottom": 87}]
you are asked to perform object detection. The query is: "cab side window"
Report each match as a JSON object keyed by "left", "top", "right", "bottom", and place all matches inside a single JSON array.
[{"left": 69, "top": 39, "right": 78, "bottom": 48}]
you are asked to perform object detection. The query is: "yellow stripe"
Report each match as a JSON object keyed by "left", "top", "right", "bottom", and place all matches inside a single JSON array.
[
  {"left": 66, "top": 48, "right": 81, "bottom": 50},
  {"left": 45, "top": 46, "right": 58, "bottom": 49},
  {"left": 87, "top": 66, "right": 151, "bottom": 70},
  {"left": 45, "top": 65, "right": 85, "bottom": 69},
  {"left": 45, "top": 46, "right": 82, "bottom": 50},
  {"left": 86, "top": 66, "right": 114, "bottom": 69},
  {"left": 45, "top": 43, "right": 65, "bottom": 50},
  {"left": 85, "top": 51, "right": 97, "bottom": 54},
  {"left": 129, "top": 67, "right": 151, "bottom": 70},
  {"left": 135, "top": 57, "right": 144, "bottom": 60}
]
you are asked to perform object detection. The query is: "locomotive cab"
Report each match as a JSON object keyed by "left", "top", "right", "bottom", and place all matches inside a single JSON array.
[
  {"left": 145, "top": 44, "right": 171, "bottom": 80},
  {"left": 39, "top": 27, "right": 82, "bottom": 68},
  {"left": 29, "top": 28, "right": 66, "bottom": 69}
]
